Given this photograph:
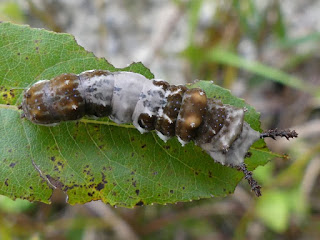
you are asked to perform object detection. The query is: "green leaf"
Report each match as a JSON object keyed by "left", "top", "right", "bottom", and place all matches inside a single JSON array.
[
  {"left": 0, "top": 195, "right": 33, "bottom": 213},
  {"left": 207, "top": 47, "right": 318, "bottom": 95},
  {"left": 256, "top": 190, "right": 291, "bottom": 232},
  {"left": 0, "top": 22, "right": 275, "bottom": 207},
  {"left": 0, "top": 2, "right": 25, "bottom": 23}
]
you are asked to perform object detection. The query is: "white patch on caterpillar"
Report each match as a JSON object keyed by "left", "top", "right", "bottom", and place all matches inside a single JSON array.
[
  {"left": 157, "top": 108, "right": 164, "bottom": 118},
  {"left": 31, "top": 79, "right": 49, "bottom": 86},
  {"left": 163, "top": 114, "right": 173, "bottom": 124},
  {"left": 177, "top": 136, "right": 188, "bottom": 146},
  {"left": 109, "top": 72, "right": 148, "bottom": 124},
  {"left": 206, "top": 122, "right": 260, "bottom": 165},
  {"left": 167, "top": 85, "right": 183, "bottom": 96},
  {"left": 79, "top": 72, "right": 115, "bottom": 108},
  {"left": 132, "top": 79, "right": 167, "bottom": 132},
  {"left": 25, "top": 80, "right": 49, "bottom": 95},
  {"left": 200, "top": 105, "right": 244, "bottom": 152},
  {"left": 216, "top": 107, "right": 244, "bottom": 151},
  {"left": 156, "top": 130, "right": 170, "bottom": 142}
]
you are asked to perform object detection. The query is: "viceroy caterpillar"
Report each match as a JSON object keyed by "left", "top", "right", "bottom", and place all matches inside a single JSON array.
[{"left": 19, "top": 70, "right": 298, "bottom": 196}]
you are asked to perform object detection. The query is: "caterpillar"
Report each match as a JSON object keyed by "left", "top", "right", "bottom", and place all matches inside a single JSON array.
[{"left": 20, "top": 70, "right": 264, "bottom": 196}]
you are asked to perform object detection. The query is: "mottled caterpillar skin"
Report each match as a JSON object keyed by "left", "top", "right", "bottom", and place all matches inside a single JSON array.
[{"left": 21, "top": 70, "right": 260, "bottom": 172}]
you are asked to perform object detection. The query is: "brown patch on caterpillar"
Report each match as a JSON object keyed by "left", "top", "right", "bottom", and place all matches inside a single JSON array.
[
  {"left": 21, "top": 73, "right": 86, "bottom": 124},
  {"left": 195, "top": 99, "right": 225, "bottom": 144},
  {"left": 50, "top": 74, "right": 85, "bottom": 121},
  {"left": 155, "top": 85, "right": 187, "bottom": 137},
  {"left": 21, "top": 80, "right": 51, "bottom": 124},
  {"left": 138, "top": 113, "right": 157, "bottom": 131},
  {"left": 152, "top": 80, "right": 170, "bottom": 90},
  {"left": 176, "top": 88, "right": 207, "bottom": 142}
]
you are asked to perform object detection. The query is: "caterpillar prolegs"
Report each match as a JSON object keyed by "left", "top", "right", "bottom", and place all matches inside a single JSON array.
[{"left": 20, "top": 70, "right": 264, "bottom": 196}]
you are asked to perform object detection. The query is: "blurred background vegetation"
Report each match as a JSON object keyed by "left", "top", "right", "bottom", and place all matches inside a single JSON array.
[{"left": 0, "top": 0, "right": 319, "bottom": 239}]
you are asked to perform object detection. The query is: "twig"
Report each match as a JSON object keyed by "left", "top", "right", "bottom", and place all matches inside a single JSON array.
[
  {"left": 260, "top": 129, "right": 298, "bottom": 140},
  {"left": 236, "top": 163, "right": 261, "bottom": 197},
  {"left": 301, "top": 156, "right": 320, "bottom": 201},
  {"left": 85, "top": 201, "right": 139, "bottom": 240},
  {"left": 139, "top": 201, "right": 241, "bottom": 235}
]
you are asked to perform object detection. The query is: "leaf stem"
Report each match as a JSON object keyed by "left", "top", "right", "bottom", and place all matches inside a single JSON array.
[
  {"left": 80, "top": 118, "right": 136, "bottom": 129},
  {"left": 0, "top": 104, "right": 19, "bottom": 110}
]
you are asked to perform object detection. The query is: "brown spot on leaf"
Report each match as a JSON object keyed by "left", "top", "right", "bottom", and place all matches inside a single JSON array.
[
  {"left": 132, "top": 181, "right": 137, "bottom": 187},
  {"left": 135, "top": 201, "right": 144, "bottom": 206},
  {"left": 5, "top": 178, "right": 9, "bottom": 186},
  {"left": 135, "top": 189, "right": 140, "bottom": 196},
  {"left": 141, "top": 144, "right": 146, "bottom": 149},
  {"left": 96, "top": 183, "right": 105, "bottom": 191},
  {"left": 170, "top": 190, "right": 174, "bottom": 194},
  {"left": 46, "top": 175, "right": 64, "bottom": 189},
  {"left": 101, "top": 172, "right": 107, "bottom": 183},
  {"left": 9, "top": 162, "right": 16, "bottom": 168}
]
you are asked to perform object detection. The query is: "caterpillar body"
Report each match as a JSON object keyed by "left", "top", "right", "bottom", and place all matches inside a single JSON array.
[{"left": 20, "top": 70, "right": 262, "bottom": 196}]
